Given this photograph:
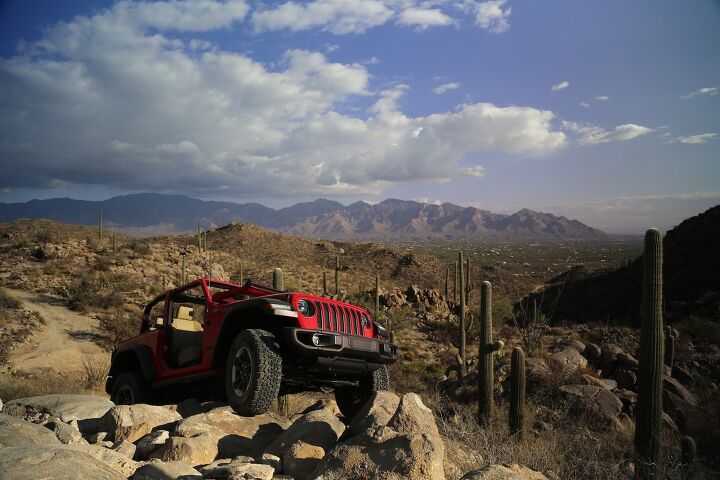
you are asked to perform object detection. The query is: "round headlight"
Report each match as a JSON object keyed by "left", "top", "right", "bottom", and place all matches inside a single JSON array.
[
  {"left": 360, "top": 314, "right": 370, "bottom": 329},
  {"left": 297, "top": 299, "right": 314, "bottom": 317}
]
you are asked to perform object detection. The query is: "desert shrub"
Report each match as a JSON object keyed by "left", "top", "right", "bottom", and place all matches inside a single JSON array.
[
  {"left": 99, "top": 307, "right": 140, "bottom": 348},
  {"left": 93, "top": 255, "right": 113, "bottom": 272},
  {"left": 82, "top": 354, "right": 110, "bottom": 390},
  {"left": 0, "top": 288, "right": 21, "bottom": 310},
  {"left": 34, "top": 231, "right": 54, "bottom": 244},
  {"left": 126, "top": 240, "right": 151, "bottom": 256},
  {"left": 67, "top": 272, "right": 137, "bottom": 312},
  {"left": 30, "top": 246, "right": 49, "bottom": 261}
]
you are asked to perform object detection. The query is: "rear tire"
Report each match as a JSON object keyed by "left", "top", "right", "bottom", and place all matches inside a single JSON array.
[
  {"left": 335, "top": 365, "right": 390, "bottom": 420},
  {"left": 110, "top": 372, "right": 151, "bottom": 405},
  {"left": 225, "top": 329, "right": 282, "bottom": 416}
]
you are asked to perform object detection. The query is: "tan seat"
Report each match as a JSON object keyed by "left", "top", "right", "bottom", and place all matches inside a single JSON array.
[{"left": 173, "top": 306, "right": 203, "bottom": 332}]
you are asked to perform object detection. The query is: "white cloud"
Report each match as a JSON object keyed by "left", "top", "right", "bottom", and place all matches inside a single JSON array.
[
  {"left": 551, "top": 81, "right": 570, "bottom": 92},
  {"left": 579, "top": 102, "right": 590, "bottom": 108},
  {"left": 595, "top": 95, "right": 609, "bottom": 101},
  {"left": 0, "top": 2, "right": 569, "bottom": 198},
  {"left": 466, "top": 0, "right": 511, "bottom": 33},
  {"left": 251, "top": 0, "right": 393, "bottom": 34},
  {"left": 562, "top": 121, "right": 652, "bottom": 145},
  {"left": 433, "top": 82, "right": 460, "bottom": 94},
  {"left": 397, "top": 7, "right": 454, "bottom": 30},
  {"left": 681, "top": 87, "right": 718, "bottom": 99},
  {"left": 666, "top": 133, "right": 718, "bottom": 145}
]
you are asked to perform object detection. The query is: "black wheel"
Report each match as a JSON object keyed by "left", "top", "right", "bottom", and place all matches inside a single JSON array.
[
  {"left": 335, "top": 365, "right": 390, "bottom": 420},
  {"left": 110, "top": 371, "right": 151, "bottom": 405},
  {"left": 225, "top": 329, "right": 282, "bottom": 416}
]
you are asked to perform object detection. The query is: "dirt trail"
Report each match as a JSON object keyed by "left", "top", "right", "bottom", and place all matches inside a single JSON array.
[{"left": 5, "top": 288, "right": 109, "bottom": 373}]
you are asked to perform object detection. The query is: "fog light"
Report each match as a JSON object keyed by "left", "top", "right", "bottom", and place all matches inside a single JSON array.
[{"left": 312, "top": 333, "right": 320, "bottom": 346}]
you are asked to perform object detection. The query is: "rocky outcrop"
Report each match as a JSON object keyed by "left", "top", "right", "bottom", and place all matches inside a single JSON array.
[
  {"left": 559, "top": 385, "right": 623, "bottom": 426},
  {"left": 460, "top": 463, "right": 549, "bottom": 480},
  {"left": 348, "top": 391, "right": 400, "bottom": 435},
  {"left": 0, "top": 413, "right": 61, "bottom": 447},
  {"left": 0, "top": 445, "right": 127, "bottom": 480},
  {"left": 99, "top": 404, "right": 182, "bottom": 441},
  {"left": 3, "top": 394, "right": 114, "bottom": 433}
]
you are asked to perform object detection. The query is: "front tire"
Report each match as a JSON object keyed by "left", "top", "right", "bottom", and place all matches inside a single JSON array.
[
  {"left": 225, "top": 329, "right": 282, "bottom": 416},
  {"left": 335, "top": 365, "right": 390, "bottom": 420},
  {"left": 110, "top": 371, "right": 151, "bottom": 405}
]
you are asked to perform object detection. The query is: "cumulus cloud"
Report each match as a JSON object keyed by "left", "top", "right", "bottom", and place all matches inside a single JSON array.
[
  {"left": 562, "top": 122, "right": 653, "bottom": 145},
  {"left": 665, "top": 133, "right": 718, "bottom": 145},
  {"left": 0, "top": 1, "right": 569, "bottom": 198},
  {"left": 397, "top": 7, "right": 454, "bottom": 30},
  {"left": 681, "top": 87, "right": 718, "bottom": 99},
  {"left": 465, "top": 0, "right": 511, "bottom": 33},
  {"left": 579, "top": 102, "right": 590, "bottom": 108},
  {"left": 433, "top": 82, "right": 460, "bottom": 94},
  {"left": 551, "top": 81, "right": 570, "bottom": 92},
  {"left": 595, "top": 95, "right": 609, "bottom": 101},
  {"left": 251, "top": 0, "right": 393, "bottom": 34}
]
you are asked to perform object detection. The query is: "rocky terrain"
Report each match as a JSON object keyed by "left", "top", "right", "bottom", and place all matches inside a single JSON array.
[
  {"left": 0, "top": 194, "right": 606, "bottom": 241},
  {"left": 0, "top": 390, "right": 551, "bottom": 480}
]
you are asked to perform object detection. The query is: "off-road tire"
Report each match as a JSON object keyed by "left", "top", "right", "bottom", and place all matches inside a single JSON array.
[
  {"left": 110, "top": 371, "right": 151, "bottom": 405},
  {"left": 335, "top": 365, "right": 390, "bottom": 420},
  {"left": 225, "top": 329, "right": 282, "bottom": 416}
]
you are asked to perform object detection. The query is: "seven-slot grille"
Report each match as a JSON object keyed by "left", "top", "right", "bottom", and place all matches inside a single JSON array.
[{"left": 310, "top": 300, "right": 366, "bottom": 336}]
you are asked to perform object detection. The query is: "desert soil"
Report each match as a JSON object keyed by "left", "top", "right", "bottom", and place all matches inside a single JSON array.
[{"left": 5, "top": 288, "right": 109, "bottom": 373}]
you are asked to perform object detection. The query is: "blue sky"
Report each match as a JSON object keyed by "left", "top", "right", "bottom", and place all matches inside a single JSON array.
[{"left": 0, "top": 0, "right": 718, "bottom": 233}]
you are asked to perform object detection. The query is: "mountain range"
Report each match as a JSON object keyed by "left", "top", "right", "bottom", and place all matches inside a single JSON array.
[{"left": 0, "top": 193, "right": 606, "bottom": 241}]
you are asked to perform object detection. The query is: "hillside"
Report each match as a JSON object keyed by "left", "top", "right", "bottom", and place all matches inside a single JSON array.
[
  {"left": 0, "top": 194, "right": 606, "bottom": 241},
  {"left": 533, "top": 204, "right": 720, "bottom": 324}
]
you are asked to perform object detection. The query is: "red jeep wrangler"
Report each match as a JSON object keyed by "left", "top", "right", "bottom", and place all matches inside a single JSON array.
[{"left": 106, "top": 278, "right": 397, "bottom": 418}]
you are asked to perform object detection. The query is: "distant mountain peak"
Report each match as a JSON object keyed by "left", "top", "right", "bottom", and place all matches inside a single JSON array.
[{"left": 0, "top": 193, "right": 606, "bottom": 241}]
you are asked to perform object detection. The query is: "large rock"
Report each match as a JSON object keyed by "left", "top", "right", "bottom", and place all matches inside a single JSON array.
[
  {"left": 3, "top": 394, "right": 114, "bottom": 423},
  {"left": 135, "top": 430, "right": 171, "bottom": 460},
  {"left": 580, "top": 374, "right": 617, "bottom": 390},
  {"left": 553, "top": 339, "right": 586, "bottom": 354},
  {"left": 200, "top": 458, "right": 275, "bottom": 480},
  {"left": 131, "top": 461, "right": 202, "bottom": 480},
  {"left": 349, "top": 391, "right": 401, "bottom": 435},
  {"left": 283, "top": 440, "right": 325, "bottom": 480},
  {"left": 45, "top": 418, "right": 87, "bottom": 444},
  {"left": 388, "top": 393, "right": 441, "bottom": 440},
  {"left": 663, "top": 377, "right": 697, "bottom": 406},
  {"left": 614, "top": 369, "right": 637, "bottom": 390},
  {"left": 0, "top": 445, "right": 126, "bottom": 480},
  {"left": 600, "top": 344, "right": 624, "bottom": 370},
  {"left": 560, "top": 385, "right": 623, "bottom": 425},
  {"left": 150, "top": 432, "right": 219, "bottom": 467},
  {"left": 460, "top": 463, "right": 549, "bottom": 480},
  {"left": 100, "top": 405, "right": 181, "bottom": 441},
  {"left": 66, "top": 444, "right": 140, "bottom": 477},
  {"left": 265, "top": 408, "right": 345, "bottom": 459},
  {"left": 175, "top": 406, "right": 290, "bottom": 459},
  {"left": 548, "top": 348, "right": 588, "bottom": 372},
  {"left": 312, "top": 426, "right": 444, "bottom": 480},
  {"left": 0, "top": 413, "right": 61, "bottom": 447}
]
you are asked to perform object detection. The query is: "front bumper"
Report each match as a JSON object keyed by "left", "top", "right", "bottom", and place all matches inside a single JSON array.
[{"left": 284, "top": 327, "right": 398, "bottom": 367}]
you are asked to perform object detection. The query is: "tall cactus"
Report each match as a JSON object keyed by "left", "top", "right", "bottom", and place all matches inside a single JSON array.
[
  {"left": 374, "top": 275, "right": 380, "bottom": 319},
  {"left": 197, "top": 219, "right": 201, "bottom": 252},
  {"left": 458, "top": 251, "right": 466, "bottom": 376},
  {"left": 238, "top": 261, "right": 244, "bottom": 285},
  {"left": 273, "top": 268, "right": 284, "bottom": 291},
  {"left": 335, "top": 255, "right": 340, "bottom": 295},
  {"left": 98, "top": 209, "right": 103, "bottom": 243},
  {"left": 181, "top": 254, "right": 187, "bottom": 284},
  {"left": 664, "top": 325, "right": 675, "bottom": 372},
  {"left": 509, "top": 347, "right": 526, "bottom": 439},
  {"left": 323, "top": 270, "right": 328, "bottom": 295},
  {"left": 681, "top": 435, "right": 696, "bottom": 477},
  {"left": 478, "top": 280, "right": 504, "bottom": 426},
  {"left": 635, "top": 228, "right": 664, "bottom": 480},
  {"left": 465, "top": 257, "right": 472, "bottom": 305}
]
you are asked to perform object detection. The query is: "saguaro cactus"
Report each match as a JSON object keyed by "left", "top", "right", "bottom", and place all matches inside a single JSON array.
[
  {"left": 681, "top": 435, "right": 696, "bottom": 478},
  {"left": 323, "top": 270, "right": 328, "bottom": 295},
  {"left": 458, "top": 251, "right": 466, "bottom": 376},
  {"left": 98, "top": 209, "right": 103, "bottom": 243},
  {"left": 181, "top": 254, "right": 187, "bottom": 284},
  {"left": 664, "top": 325, "right": 675, "bottom": 371},
  {"left": 478, "top": 280, "right": 503, "bottom": 426},
  {"left": 335, "top": 255, "right": 340, "bottom": 295},
  {"left": 197, "top": 219, "right": 202, "bottom": 252},
  {"left": 374, "top": 275, "right": 380, "bottom": 319},
  {"left": 238, "top": 261, "right": 244, "bottom": 285},
  {"left": 509, "top": 347, "right": 526, "bottom": 439},
  {"left": 465, "top": 258, "right": 472, "bottom": 305},
  {"left": 273, "top": 268, "right": 284, "bottom": 291},
  {"left": 635, "top": 228, "right": 664, "bottom": 480}
]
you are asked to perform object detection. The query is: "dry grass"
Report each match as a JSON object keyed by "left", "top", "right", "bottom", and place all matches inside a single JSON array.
[
  {"left": 0, "top": 369, "right": 87, "bottom": 401},
  {"left": 82, "top": 354, "right": 110, "bottom": 391}
]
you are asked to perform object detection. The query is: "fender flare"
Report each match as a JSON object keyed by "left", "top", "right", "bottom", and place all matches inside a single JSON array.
[{"left": 109, "top": 344, "right": 156, "bottom": 385}]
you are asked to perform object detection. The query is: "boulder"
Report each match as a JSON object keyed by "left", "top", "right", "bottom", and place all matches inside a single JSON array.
[
  {"left": 548, "top": 348, "right": 588, "bottom": 372},
  {"left": 526, "top": 358, "right": 550, "bottom": 381},
  {"left": 259, "top": 452, "right": 282, "bottom": 471},
  {"left": 150, "top": 432, "right": 219, "bottom": 467},
  {"left": 387, "top": 393, "right": 441, "bottom": 441},
  {"left": 600, "top": 344, "right": 624, "bottom": 370},
  {"left": 265, "top": 408, "right": 345, "bottom": 459},
  {"left": 112, "top": 439, "right": 137, "bottom": 459},
  {"left": 283, "top": 440, "right": 325, "bottom": 480},
  {"left": 616, "top": 352, "right": 639, "bottom": 368},
  {"left": 348, "top": 391, "right": 400, "bottom": 435},
  {"left": 583, "top": 343, "right": 601, "bottom": 364},
  {"left": 99, "top": 405, "right": 181, "bottom": 441},
  {"left": 3, "top": 394, "right": 114, "bottom": 433},
  {"left": 175, "top": 406, "right": 289, "bottom": 459},
  {"left": 614, "top": 369, "right": 637, "bottom": 390},
  {"left": 131, "top": 461, "right": 202, "bottom": 480},
  {"left": 66, "top": 444, "right": 140, "bottom": 477},
  {"left": 663, "top": 377, "right": 697, "bottom": 406},
  {"left": 559, "top": 385, "right": 623, "bottom": 426},
  {"left": 116, "top": 420, "right": 152, "bottom": 443},
  {"left": 200, "top": 458, "right": 275, "bottom": 480},
  {"left": 0, "top": 445, "right": 126, "bottom": 480},
  {"left": 135, "top": 430, "right": 170, "bottom": 460},
  {"left": 553, "top": 339, "right": 586, "bottom": 354},
  {"left": 312, "top": 426, "right": 444, "bottom": 480},
  {"left": 460, "top": 463, "right": 549, "bottom": 480},
  {"left": 0, "top": 413, "right": 61, "bottom": 447},
  {"left": 45, "top": 418, "right": 87, "bottom": 444},
  {"left": 580, "top": 375, "right": 617, "bottom": 390}
]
